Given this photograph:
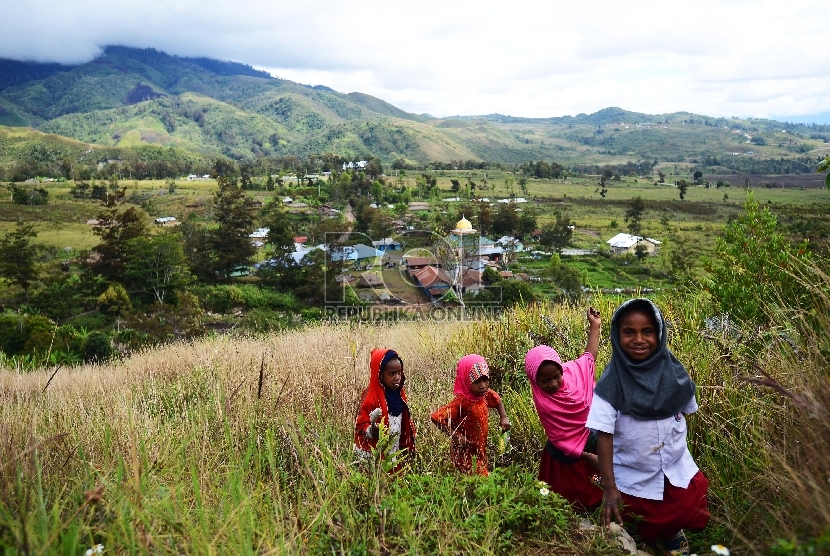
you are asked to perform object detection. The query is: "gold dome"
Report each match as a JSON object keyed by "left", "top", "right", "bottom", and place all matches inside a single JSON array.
[{"left": 455, "top": 216, "right": 473, "bottom": 231}]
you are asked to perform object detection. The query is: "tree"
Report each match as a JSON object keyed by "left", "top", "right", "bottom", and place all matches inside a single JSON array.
[
  {"left": 624, "top": 196, "right": 645, "bottom": 236},
  {"left": 634, "top": 243, "right": 648, "bottom": 262},
  {"left": 492, "top": 204, "right": 520, "bottom": 236},
  {"left": 657, "top": 171, "right": 666, "bottom": 183},
  {"left": 365, "top": 158, "right": 383, "bottom": 179},
  {"left": 476, "top": 201, "right": 494, "bottom": 236},
  {"left": 667, "top": 235, "right": 698, "bottom": 282},
  {"left": 210, "top": 176, "right": 259, "bottom": 279},
  {"left": 89, "top": 205, "right": 148, "bottom": 282},
  {"left": 497, "top": 279, "right": 536, "bottom": 307},
  {"left": 212, "top": 157, "right": 239, "bottom": 179},
  {"left": 517, "top": 209, "right": 538, "bottom": 240},
  {"left": 124, "top": 234, "right": 192, "bottom": 305},
  {"left": 370, "top": 180, "right": 384, "bottom": 205},
  {"left": 539, "top": 212, "right": 573, "bottom": 253},
  {"left": 369, "top": 212, "right": 394, "bottom": 242},
  {"left": 10, "top": 185, "right": 49, "bottom": 205},
  {"left": 677, "top": 180, "right": 689, "bottom": 200},
  {"left": 693, "top": 170, "right": 703, "bottom": 184},
  {"left": 546, "top": 253, "right": 582, "bottom": 293},
  {"left": 0, "top": 220, "right": 39, "bottom": 299}
]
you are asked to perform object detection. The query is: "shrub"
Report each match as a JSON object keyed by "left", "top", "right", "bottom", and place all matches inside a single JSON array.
[
  {"left": 97, "top": 284, "right": 132, "bottom": 316},
  {"left": 82, "top": 331, "right": 112, "bottom": 362},
  {"left": 192, "top": 285, "right": 245, "bottom": 314},
  {"left": 703, "top": 193, "right": 817, "bottom": 327}
]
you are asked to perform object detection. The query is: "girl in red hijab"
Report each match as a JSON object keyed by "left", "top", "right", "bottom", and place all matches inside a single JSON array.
[
  {"left": 431, "top": 354, "right": 511, "bottom": 476},
  {"left": 354, "top": 348, "right": 416, "bottom": 467}
]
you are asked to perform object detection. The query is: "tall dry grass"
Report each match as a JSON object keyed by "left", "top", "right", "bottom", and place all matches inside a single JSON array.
[
  {"left": 0, "top": 319, "right": 616, "bottom": 554},
  {"left": 2, "top": 274, "right": 828, "bottom": 554}
]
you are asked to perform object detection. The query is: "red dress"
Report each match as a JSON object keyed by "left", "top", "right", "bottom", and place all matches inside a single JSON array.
[
  {"left": 538, "top": 441, "right": 603, "bottom": 510},
  {"left": 431, "top": 390, "right": 502, "bottom": 476},
  {"left": 354, "top": 349, "right": 415, "bottom": 465}
]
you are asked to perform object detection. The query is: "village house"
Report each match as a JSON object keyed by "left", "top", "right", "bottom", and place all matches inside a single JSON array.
[
  {"left": 403, "top": 256, "right": 439, "bottom": 272},
  {"left": 372, "top": 238, "right": 402, "bottom": 251},
  {"left": 411, "top": 265, "right": 452, "bottom": 299},
  {"left": 330, "top": 244, "right": 385, "bottom": 268},
  {"left": 459, "top": 269, "right": 484, "bottom": 294},
  {"left": 408, "top": 201, "right": 430, "bottom": 211},
  {"left": 318, "top": 203, "right": 341, "bottom": 218},
  {"left": 606, "top": 233, "right": 662, "bottom": 256},
  {"left": 153, "top": 216, "right": 180, "bottom": 227},
  {"left": 249, "top": 227, "right": 269, "bottom": 248},
  {"left": 285, "top": 201, "right": 310, "bottom": 214}
]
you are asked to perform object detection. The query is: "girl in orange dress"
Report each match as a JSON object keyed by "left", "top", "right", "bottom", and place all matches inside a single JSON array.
[{"left": 431, "top": 354, "right": 511, "bottom": 476}]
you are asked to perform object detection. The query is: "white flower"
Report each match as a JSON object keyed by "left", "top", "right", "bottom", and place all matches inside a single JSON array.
[
  {"left": 539, "top": 487, "right": 550, "bottom": 496},
  {"left": 85, "top": 545, "right": 104, "bottom": 556},
  {"left": 711, "top": 545, "right": 730, "bottom": 556}
]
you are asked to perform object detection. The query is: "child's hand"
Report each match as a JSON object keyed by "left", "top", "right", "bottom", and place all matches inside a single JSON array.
[
  {"left": 500, "top": 417, "right": 512, "bottom": 432},
  {"left": 583, "top": 453, "right": 599, "bottom": 470},
  {"left": 369, "top": 408, "right": 382, "bottom": 424},
  {"left": 587, "top": 307, "right": 601, "bottom": 328},
  {"left": 601, "top": 487, "right": 623, "bottom": 527}
]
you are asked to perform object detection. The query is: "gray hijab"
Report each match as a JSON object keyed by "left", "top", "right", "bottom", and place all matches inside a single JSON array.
[{"left": 595, "top": 298, "right": 695, "bottom": 420}]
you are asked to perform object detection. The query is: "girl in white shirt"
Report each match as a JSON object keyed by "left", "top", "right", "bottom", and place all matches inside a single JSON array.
[{"left": 586, "top": 299, "right": 709, "bottom": 556}]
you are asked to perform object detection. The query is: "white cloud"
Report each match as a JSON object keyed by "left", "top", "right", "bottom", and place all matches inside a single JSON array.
[{"left": 2, "top": 0, "right": 829, "bottom": 120}]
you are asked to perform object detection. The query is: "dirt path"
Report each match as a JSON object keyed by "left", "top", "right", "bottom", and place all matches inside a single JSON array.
[{"left": 339, "top": 204, "right": 357, "bottom": 243}]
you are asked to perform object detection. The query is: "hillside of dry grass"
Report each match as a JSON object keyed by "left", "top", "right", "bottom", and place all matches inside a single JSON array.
[{"left": 1, "top": 285, "right": 829, "bottom": 554}]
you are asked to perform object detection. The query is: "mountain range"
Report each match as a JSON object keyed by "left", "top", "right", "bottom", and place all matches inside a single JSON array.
[{"left": 1, "top": 46, "right": 828, "bottom": 171}]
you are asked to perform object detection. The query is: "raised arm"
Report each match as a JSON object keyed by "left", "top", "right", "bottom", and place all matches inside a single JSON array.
[{"left": 586, "top": 307, "right": 602, "bottom": 360}]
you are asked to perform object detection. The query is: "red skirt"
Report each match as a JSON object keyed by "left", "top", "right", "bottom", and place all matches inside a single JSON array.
[
  {"left": 538, "top": 445, "right": 604, "bottom": 510},
  {"left": 620, "top": 471, "right": 710, "bottom": 542}
]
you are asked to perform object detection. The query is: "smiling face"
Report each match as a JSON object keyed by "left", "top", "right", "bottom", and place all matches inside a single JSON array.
[
  {"left": 618, "top": 309, "right": 658, "bottom": 361},
  {"left": 535, "top": 361, "right": 564, "bottom": 395},
  {"left": 380, "top": 358, "right": 403, "bottom": 390},
  {"left": 470, "top": 376, "right": 490, "bottom": 397}
]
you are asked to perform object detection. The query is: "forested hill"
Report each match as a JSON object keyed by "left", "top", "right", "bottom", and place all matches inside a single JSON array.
[{"left": 1, "top": 46, "right": 829, "bottom": 170}]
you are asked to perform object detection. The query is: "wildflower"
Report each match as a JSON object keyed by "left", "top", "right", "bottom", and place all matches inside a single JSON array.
[
  {"left": 539, "top": 486, "right": 550, "bottom": 496},
  {"left": 711, "top": 545, "right": 730, "bottom": 556},
  {"left": 85, "top": 545, "right": 104, "bottom": 556}
]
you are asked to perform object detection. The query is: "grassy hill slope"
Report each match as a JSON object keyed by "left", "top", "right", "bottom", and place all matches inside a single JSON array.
[
  {"left": 2, "top": 47, "right": 829, "bottom": 168},
  {"left": 1, "top": 294, "right": 828, "bottom": 553}
]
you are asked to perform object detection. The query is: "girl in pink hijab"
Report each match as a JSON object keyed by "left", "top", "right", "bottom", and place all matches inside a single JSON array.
[
  {"left": 431, "top": 354, "right": 511, "bottom": 476},
  {"left": 524, "top": 307, "right": 603, "bottom": 509}
]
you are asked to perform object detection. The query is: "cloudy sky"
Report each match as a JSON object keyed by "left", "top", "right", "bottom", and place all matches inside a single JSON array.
[{"left": 3, "top": 0, "right": 829, "bottom": 122}]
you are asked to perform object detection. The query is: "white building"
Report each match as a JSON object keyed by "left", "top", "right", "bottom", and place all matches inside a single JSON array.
[{"left": 606, "top": 233, "right": 662, "bottom": 256}]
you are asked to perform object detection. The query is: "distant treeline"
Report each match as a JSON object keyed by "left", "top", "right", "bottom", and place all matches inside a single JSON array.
[
  {"left": 700, "top": 155, "right": 821, "bottom": 175},
  {"left": 0, "top": 59, "right": 77, "bottom": 92},
  {"left": 103, "top": 46, "right": 273, "bottom": 80},
  {"left": 0, "top": 145, "right": 213, "bottom": 182},
  {"left": 566, "top": 160, "right": 658, "bottom": 177}
]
